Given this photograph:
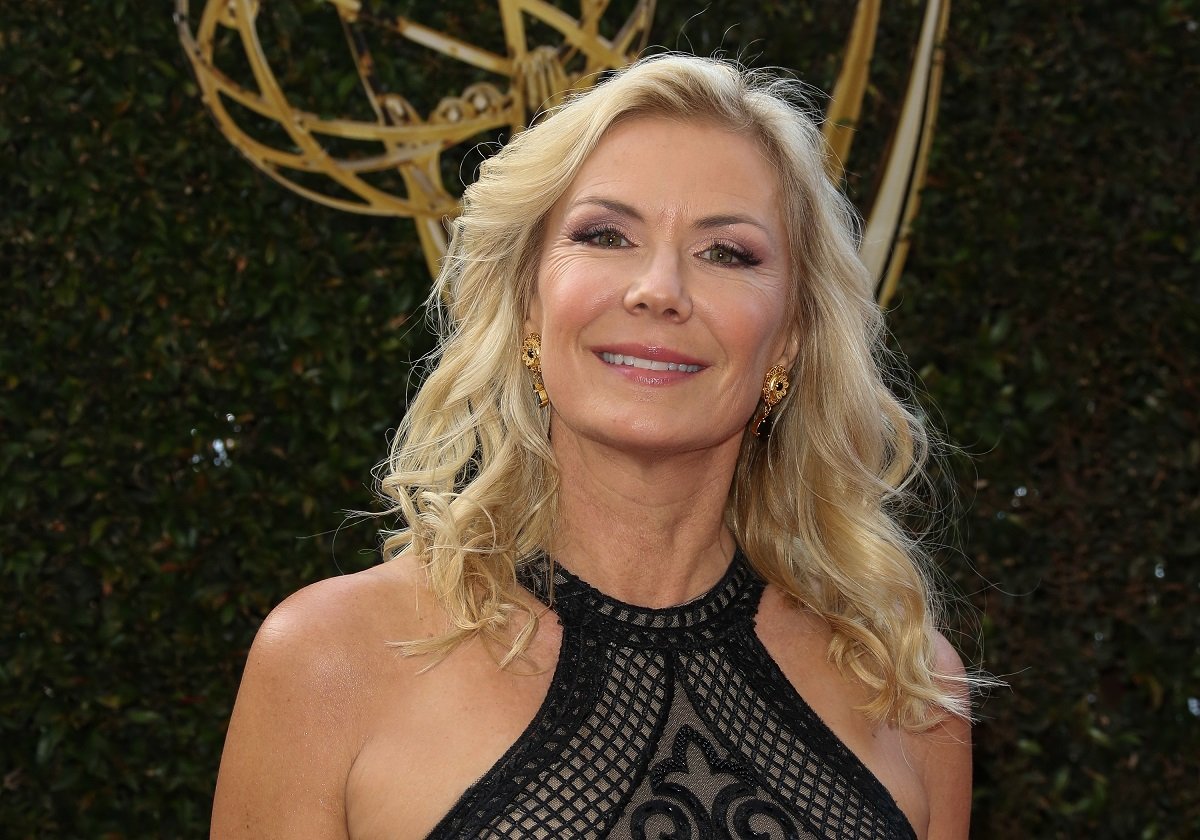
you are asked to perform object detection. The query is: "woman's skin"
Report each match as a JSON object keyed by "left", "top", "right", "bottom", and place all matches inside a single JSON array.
[{"left": 210, "top": 117, "right": 971, "bottom": 840}]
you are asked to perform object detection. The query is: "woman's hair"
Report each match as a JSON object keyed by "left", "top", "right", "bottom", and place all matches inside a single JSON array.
[{"left": 379, "top": 53, "right": 969, "bottom": 729}]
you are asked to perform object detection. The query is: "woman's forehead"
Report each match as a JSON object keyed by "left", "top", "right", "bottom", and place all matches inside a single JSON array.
[{"left": 554, "top": 116, "right": 785, "bottom": 231}]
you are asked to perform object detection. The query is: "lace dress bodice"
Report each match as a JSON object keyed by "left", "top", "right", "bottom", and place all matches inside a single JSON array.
[{"left": 425, "top": 551, "right": 917, "bottom": 840}]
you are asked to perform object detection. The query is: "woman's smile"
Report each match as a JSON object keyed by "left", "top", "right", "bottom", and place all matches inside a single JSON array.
[{"left": 598, "top": 352, "right": 703, "bottom": 373}]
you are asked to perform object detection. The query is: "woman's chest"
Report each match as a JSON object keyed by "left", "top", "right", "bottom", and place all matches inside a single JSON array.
[{"left": 342, "top": 593, "right": 924, "bottom": 840}]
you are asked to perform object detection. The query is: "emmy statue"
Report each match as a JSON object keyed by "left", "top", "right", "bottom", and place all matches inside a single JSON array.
[{"left": 176, "top": 0, "right": 949, "bottom": 304}]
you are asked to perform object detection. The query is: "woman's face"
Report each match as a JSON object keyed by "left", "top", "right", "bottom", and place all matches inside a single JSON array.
[{"left": 527, "top": 116, "right": 798, "bottom": 458}]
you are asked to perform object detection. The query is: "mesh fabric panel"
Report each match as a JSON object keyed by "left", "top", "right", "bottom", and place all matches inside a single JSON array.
[{"left": 427, "top": 552, "right": 917, "bottom": 840}]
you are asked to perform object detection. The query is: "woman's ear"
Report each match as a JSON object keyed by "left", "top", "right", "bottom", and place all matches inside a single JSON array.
[
  {"left": 524, "top": 290, "right": 543, "bottom": 335},
  {"left": 777, "top": 328, "right": 800, "bottom": 371}
]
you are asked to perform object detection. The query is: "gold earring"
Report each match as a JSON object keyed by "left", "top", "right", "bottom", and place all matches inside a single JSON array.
[
  {"left": 751, "top": 364, "right": 790, "bottom": 437},
  {"left": 521, "top": 333, "right": 549, "bottom": 408}
]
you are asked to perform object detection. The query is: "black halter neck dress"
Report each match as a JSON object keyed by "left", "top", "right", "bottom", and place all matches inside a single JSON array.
[{"left": 425, "top": 550, "right": 918, "bottom": 840}]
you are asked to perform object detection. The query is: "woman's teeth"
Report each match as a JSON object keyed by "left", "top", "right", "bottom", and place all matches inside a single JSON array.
[{"left": 600, "top": 352, "right": 701, "bottom": 373}]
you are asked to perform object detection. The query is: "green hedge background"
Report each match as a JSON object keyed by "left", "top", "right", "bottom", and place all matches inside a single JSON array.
[{"left": 2, "top": 1, "right": 1197, "bottom": 837}]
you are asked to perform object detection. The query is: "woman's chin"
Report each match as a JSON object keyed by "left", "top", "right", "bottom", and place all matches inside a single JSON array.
[{"left": 551, "top": 414, "right": 745, "bottom": 461}]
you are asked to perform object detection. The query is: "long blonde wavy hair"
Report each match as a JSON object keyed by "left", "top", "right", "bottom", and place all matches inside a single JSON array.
[{"left": 379, "top": 54, "right": 969, "bottom": 729}]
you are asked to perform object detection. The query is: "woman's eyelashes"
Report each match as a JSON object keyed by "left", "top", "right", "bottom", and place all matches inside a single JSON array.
[
  {"left": 566, "top": 224, "right": 762, "bottom": 267},
  {"left": 697, "top": 240, "right": 761, "bottom": 267},
  {"left": 568, "top": 224, "right": 633, "bottom": 248}
]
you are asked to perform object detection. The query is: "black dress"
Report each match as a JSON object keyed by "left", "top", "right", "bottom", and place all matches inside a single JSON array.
[{"left": 425, "top": 550, "right": 918, "bottom": 840}]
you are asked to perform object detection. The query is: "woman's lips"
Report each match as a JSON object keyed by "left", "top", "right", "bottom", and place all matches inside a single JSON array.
[
  {"left": 599, "top": 352, "right": 702, "bottom": 373},
  {"left": 593, "top": 344, "right": 707, "bottom": 371}
]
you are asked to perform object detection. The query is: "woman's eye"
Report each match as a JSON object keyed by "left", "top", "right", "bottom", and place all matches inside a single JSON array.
[
  {"left": 566, "top": 225, "right": 631, "bottom": 248},
  {"left": 699, "top": 244, "right": 749, "bottom": 265},
  {"left": 587, "top": 230, "right": 629, "bottom": 248}
]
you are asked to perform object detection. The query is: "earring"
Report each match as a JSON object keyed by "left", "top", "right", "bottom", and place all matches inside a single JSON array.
[
  {"left": 751, "top": 364, "right": 790, "bottom": 437},
  {"left": 521, "top": 333, "right": 549, "bottom": 408}
]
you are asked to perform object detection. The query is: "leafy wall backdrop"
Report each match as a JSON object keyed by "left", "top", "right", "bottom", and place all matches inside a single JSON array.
[{"left": 2, "top": 1, "right": 1196, "bottom": 837}]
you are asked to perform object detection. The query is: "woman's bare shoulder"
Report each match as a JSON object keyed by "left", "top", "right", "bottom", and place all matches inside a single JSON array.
[
  {"left": 903, "top": 632, "right": 973, "bottom": 840},
  {"left": 257, "top": 556, "right": 441, "bottom": 654},
  {"left": 210, "top": 555, "right": 440, "bottom": 840},
  {"left": 241, "top": 558, "right": 441, "bottom": 694},
  {"left": 906, "top": 631, "right": 972, "bottom": 754}
]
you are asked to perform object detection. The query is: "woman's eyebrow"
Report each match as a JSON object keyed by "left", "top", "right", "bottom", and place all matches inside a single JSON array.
[
  {"left": 694, "top": 213, "right": 771, "bottom": 236},
  {"left": 569, "top": 199, "right": 773, "bottom": 239},
  {"left": 569, "top": 196, "right": 644, "bottom": 220}
]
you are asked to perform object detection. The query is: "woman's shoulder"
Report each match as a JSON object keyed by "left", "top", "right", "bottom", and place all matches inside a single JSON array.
[
  {"left": 230, "top": 562, "right": 427, "bottom": 756},
  {"left": 252, "top": 555, "right": 440, "bottom": 665},
  {"left": 211, "top": 555, "right": 441, "bottom": 839},
  {"left": 901, "top": 632, "right": 973, "bottom": 840}
]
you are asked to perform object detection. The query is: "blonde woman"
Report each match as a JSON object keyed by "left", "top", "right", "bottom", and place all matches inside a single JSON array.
[{"left": 212, "top": 55, "right": 974, "bottom": 840}]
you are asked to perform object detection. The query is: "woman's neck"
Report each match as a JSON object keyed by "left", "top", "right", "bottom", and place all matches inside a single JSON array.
[{"left": 548, "top": 429, "right": 741, "bottom": 607}]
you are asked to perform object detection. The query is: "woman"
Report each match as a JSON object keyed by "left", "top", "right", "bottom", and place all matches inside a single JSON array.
[{"left": 211, "top": 55, "right": 974, "bottom": 840}]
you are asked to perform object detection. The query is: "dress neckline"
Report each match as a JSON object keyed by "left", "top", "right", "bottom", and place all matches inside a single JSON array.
[{"left": 520, "top": 549, "right": 760, "bottom": 645}]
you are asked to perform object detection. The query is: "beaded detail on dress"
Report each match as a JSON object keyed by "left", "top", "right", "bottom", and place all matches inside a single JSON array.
[{"left": 425, "top": 550, "right": 917, "bottom": 840}]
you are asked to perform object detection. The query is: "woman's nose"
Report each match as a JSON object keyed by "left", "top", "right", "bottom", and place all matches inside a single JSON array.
[{"left": 622, "top": 252, "right": 693, "bottom": 321}]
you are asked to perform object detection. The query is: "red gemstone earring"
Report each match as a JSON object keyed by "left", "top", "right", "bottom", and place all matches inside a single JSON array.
[
  {"left": 521, "top": 333, "right": 549, "bottom": 408},
  {"left": 751, "top": 365, "right": 790, "bottom": 437}
]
